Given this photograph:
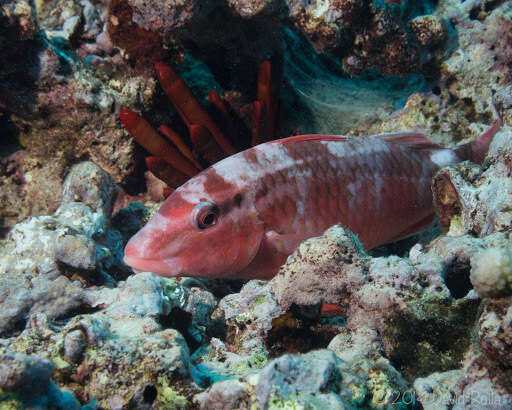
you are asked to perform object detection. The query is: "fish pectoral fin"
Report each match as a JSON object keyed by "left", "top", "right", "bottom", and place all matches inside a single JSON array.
[{"left": 264, "top": 231, "right": 302, "bottom": 255}]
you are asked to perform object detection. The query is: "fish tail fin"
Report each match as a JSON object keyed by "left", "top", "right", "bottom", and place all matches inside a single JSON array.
[{"left": 455, "top": 120, "right": 502, "bottom": 164}]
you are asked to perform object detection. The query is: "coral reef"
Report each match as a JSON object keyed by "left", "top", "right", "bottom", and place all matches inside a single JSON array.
[
  {"left": 4, "top": 0, "right": 510, "bottom": 230},
  {"left": 1, "top": 0, "right": 512, "bottom": 408},
  {"left": 433, "top": 125, "right": 512, "bottom": 236},
  {"left": 439, "top": 10, "right": 512, "bottom": 125},
  {"left": 119, "top": 58, "right": 279, "bottom": 194},
  {"left": 471, "top": 248, "right": 512, "bottom": 298},
  {"left": 0, "top": 163, "right": 216, "bottom": 407},
  {"left": 195, "top": 349, "right": 373, "bottom": 408},
  {"left": 0, "top": 347, "right": 82, "bottom": 409},
  {"left": 0, "top": 162, "right": 124, "bottom": 338},
  {"left": 361, "top": 1, "right": 511, "bottom": 148},
  {"left": 195, "top": 221, "right": 512, "bottom": 407},
  {"left": 0, "top": 0, "right": 156, "bottom": 234}
]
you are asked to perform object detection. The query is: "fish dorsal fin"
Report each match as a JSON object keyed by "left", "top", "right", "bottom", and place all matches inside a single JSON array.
[
  {"left": 374, "top": 132, "right": 443, "bottom": 150},
  {"left": 270, "top": 131, "right": 442, "bottom": 150},
  {"left": 271, "top": 134, "right": 349, "bottom": 144}
]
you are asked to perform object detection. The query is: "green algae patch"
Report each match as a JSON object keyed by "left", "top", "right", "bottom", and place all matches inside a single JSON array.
[
  {"left": 232, "top": 353, "right": 268, "bottom": 374},
  {"left": 156, "top": 377, "right": 188, "bottom": 409},
  {"left": 448, "top": 214, "right": 465, "bottom": 236},
  {"left": 368, "top": 368, "right": 398, "bottom": 408},
  {"left": 268, "top": 394, "right": 306, "bottom": 410},
  {"left": 384, "top": 295, "right": 480, "bottom": 378},
  {"left": 52, "top": 355, "right": 72, "bottom": 371},
  {"left": 366, "top": 367, "right": 412, "bottom": 409},
  {"left": 344, "top": 383, "right": 368, "bottom": 407},
  {"left": 0, "top": 390, "right": 24, "bottom": 410},
  {"left": 234, "top": 311, "right": 255, "bottom": 325},
  {"left": 254, "top": 295, "right": 267, "bottom": 306}
]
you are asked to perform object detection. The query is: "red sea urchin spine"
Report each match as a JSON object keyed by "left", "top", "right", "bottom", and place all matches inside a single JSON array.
[
  {"left": 252, "top": 100, "right": 264, "bottom": 146},
  {"left": 120, "top": 108, "right": 200, "bottom": 178},
  {"left": 208, "top": 90, "right": 231, "bottom": 126},
  {"left": 189, "top": 124, "right": 228, "bottom": 165},
  {"left": 119, "top": 107, "right": 140, "bottom": 130},
  {"left": 145, "top": 156, "right": 189, "bottom": 188},
  {"left": 252, "top": 61, "right": 278, "bottom": 146},
  {"left": 154, "top": 62, "right": 237, "bottom": 156},
  {"left": 257, "top": 61, "right": 274, "bottom": 139},
  {"left": 208, "top": 90, "right": 239, "bottom": 146},
  {"left": 158, "top": 124, "right": 203, "bottom": 170}
]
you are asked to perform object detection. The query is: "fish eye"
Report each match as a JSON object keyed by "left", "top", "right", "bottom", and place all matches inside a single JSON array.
[{"left": 191, "top": 202, "right": 219, "bottom": 230}]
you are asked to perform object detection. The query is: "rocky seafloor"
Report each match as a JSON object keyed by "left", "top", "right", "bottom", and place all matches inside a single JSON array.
[{"left": 1, "top": 0, "right": 512, "bottom": 409}]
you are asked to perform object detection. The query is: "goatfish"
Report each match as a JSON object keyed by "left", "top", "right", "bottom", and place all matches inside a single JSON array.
[{"left": 124, "top": 125, "right": 499, "bottom": 279}]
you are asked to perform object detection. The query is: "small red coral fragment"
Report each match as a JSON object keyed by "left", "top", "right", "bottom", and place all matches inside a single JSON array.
[
  {"left": 120, "top": 108, "right": 199, "bottom": 178},
  {"left": 257, "top": 60, "right": 276, "bottom": 141},
  {"left": 155, "top": 62, "right": 237, "bottom": 156},
  {"left": 208, "top": 90, "right": 238, "bottom": 144},
  {"left": 252, "top": 100, "right": 264, "bottom": 147},
  {"left": 190, "top": 124, "right": 228, "bottom": 165},
  {"left": 320, "top": 303, "right": 345, "bottom": 316},
  {"left": 209, "top": 91, "right": 231, "bottom": 123},
  {"left": 145, "top": 157, "right": 189, "bottom": 188},
  {"left": 159, "top": 125, "right": 203, "bottom": 171},
  {"left": 120, "top": 108, "right": 141, "bottom": 130}
]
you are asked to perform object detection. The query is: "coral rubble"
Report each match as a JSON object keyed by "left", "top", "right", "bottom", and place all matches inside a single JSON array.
[{"left": 1, "top": 0, "right": 512, "bottom": 408}]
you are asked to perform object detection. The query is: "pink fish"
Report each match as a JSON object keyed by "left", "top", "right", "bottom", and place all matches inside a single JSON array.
[{"left": 124, "top": 125, "right": 500, "bottom": 279}]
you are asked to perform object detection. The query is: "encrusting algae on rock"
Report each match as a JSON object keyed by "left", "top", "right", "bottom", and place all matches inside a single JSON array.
[
  {"left": 2, "top": 0, "right": 512, "bottom": 408},
  {"left": 471, "top": 247, "right": 512, "bottom": 298}
]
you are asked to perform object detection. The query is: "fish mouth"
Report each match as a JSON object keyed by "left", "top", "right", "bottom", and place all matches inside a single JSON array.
[{"left": 123, "top": 254, "right": 178, "bottom": 277}]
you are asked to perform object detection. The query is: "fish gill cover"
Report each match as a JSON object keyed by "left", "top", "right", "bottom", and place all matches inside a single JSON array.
[{"left": 0, "top": 0, "right": 512, "bottom": 408}]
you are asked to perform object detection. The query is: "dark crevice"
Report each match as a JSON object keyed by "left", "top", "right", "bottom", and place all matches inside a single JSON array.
[
  {"left": 264, "top": 305, "right": 342, "bottom": 358},
  {"left": 202, "top": 278, "right": 247, "bottom": 300},
  {"left": 444, "top": 257, "right": 473, "bottom": 299},
  {"left": 158, "top": 308, "right": 201, "bottom": 351},
  {"left": 469, "top": 5, "right": 480, "bottom": 20},
  {"left": 55, "top": 305, "right": 102, "bottom": 322},
  {"left": 265, "top": 324, "right": 339, "bottom": 358},
  {"left": 469, "top": 0, "right": 504, "bottom": 21},
  {"left": 0, "top": 114, "right": 22, "bottom": 159},
  {"left": 56, "top": 262, "right": 113, "bottom": 287},
  {"left": 369, "top": 223, "right": 441, "bottom": 258},
  {"left": 142, "top": 384, "right": 157, "bottom": 404},
  {"left": 0, "top": 316, "right": 29, "bottom": 338}
]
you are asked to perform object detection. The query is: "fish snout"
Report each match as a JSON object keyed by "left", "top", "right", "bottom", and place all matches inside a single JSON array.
[
  {"left": 123, "top": 234, "right": 174, "bottom": 275},
  {"left": 123, "top": 236, "right": 148, "bottom": 271},
  {"left": 124, "top": 235, "right": 140, "bottom": 261}
]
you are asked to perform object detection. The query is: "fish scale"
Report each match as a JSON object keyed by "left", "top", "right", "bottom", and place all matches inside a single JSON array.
[
  {"left": 257, "top": 138, "right": 433, "bottom": 249},
  {"left": 124, "top": 127, "right": 500, "bottom": 279}
]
